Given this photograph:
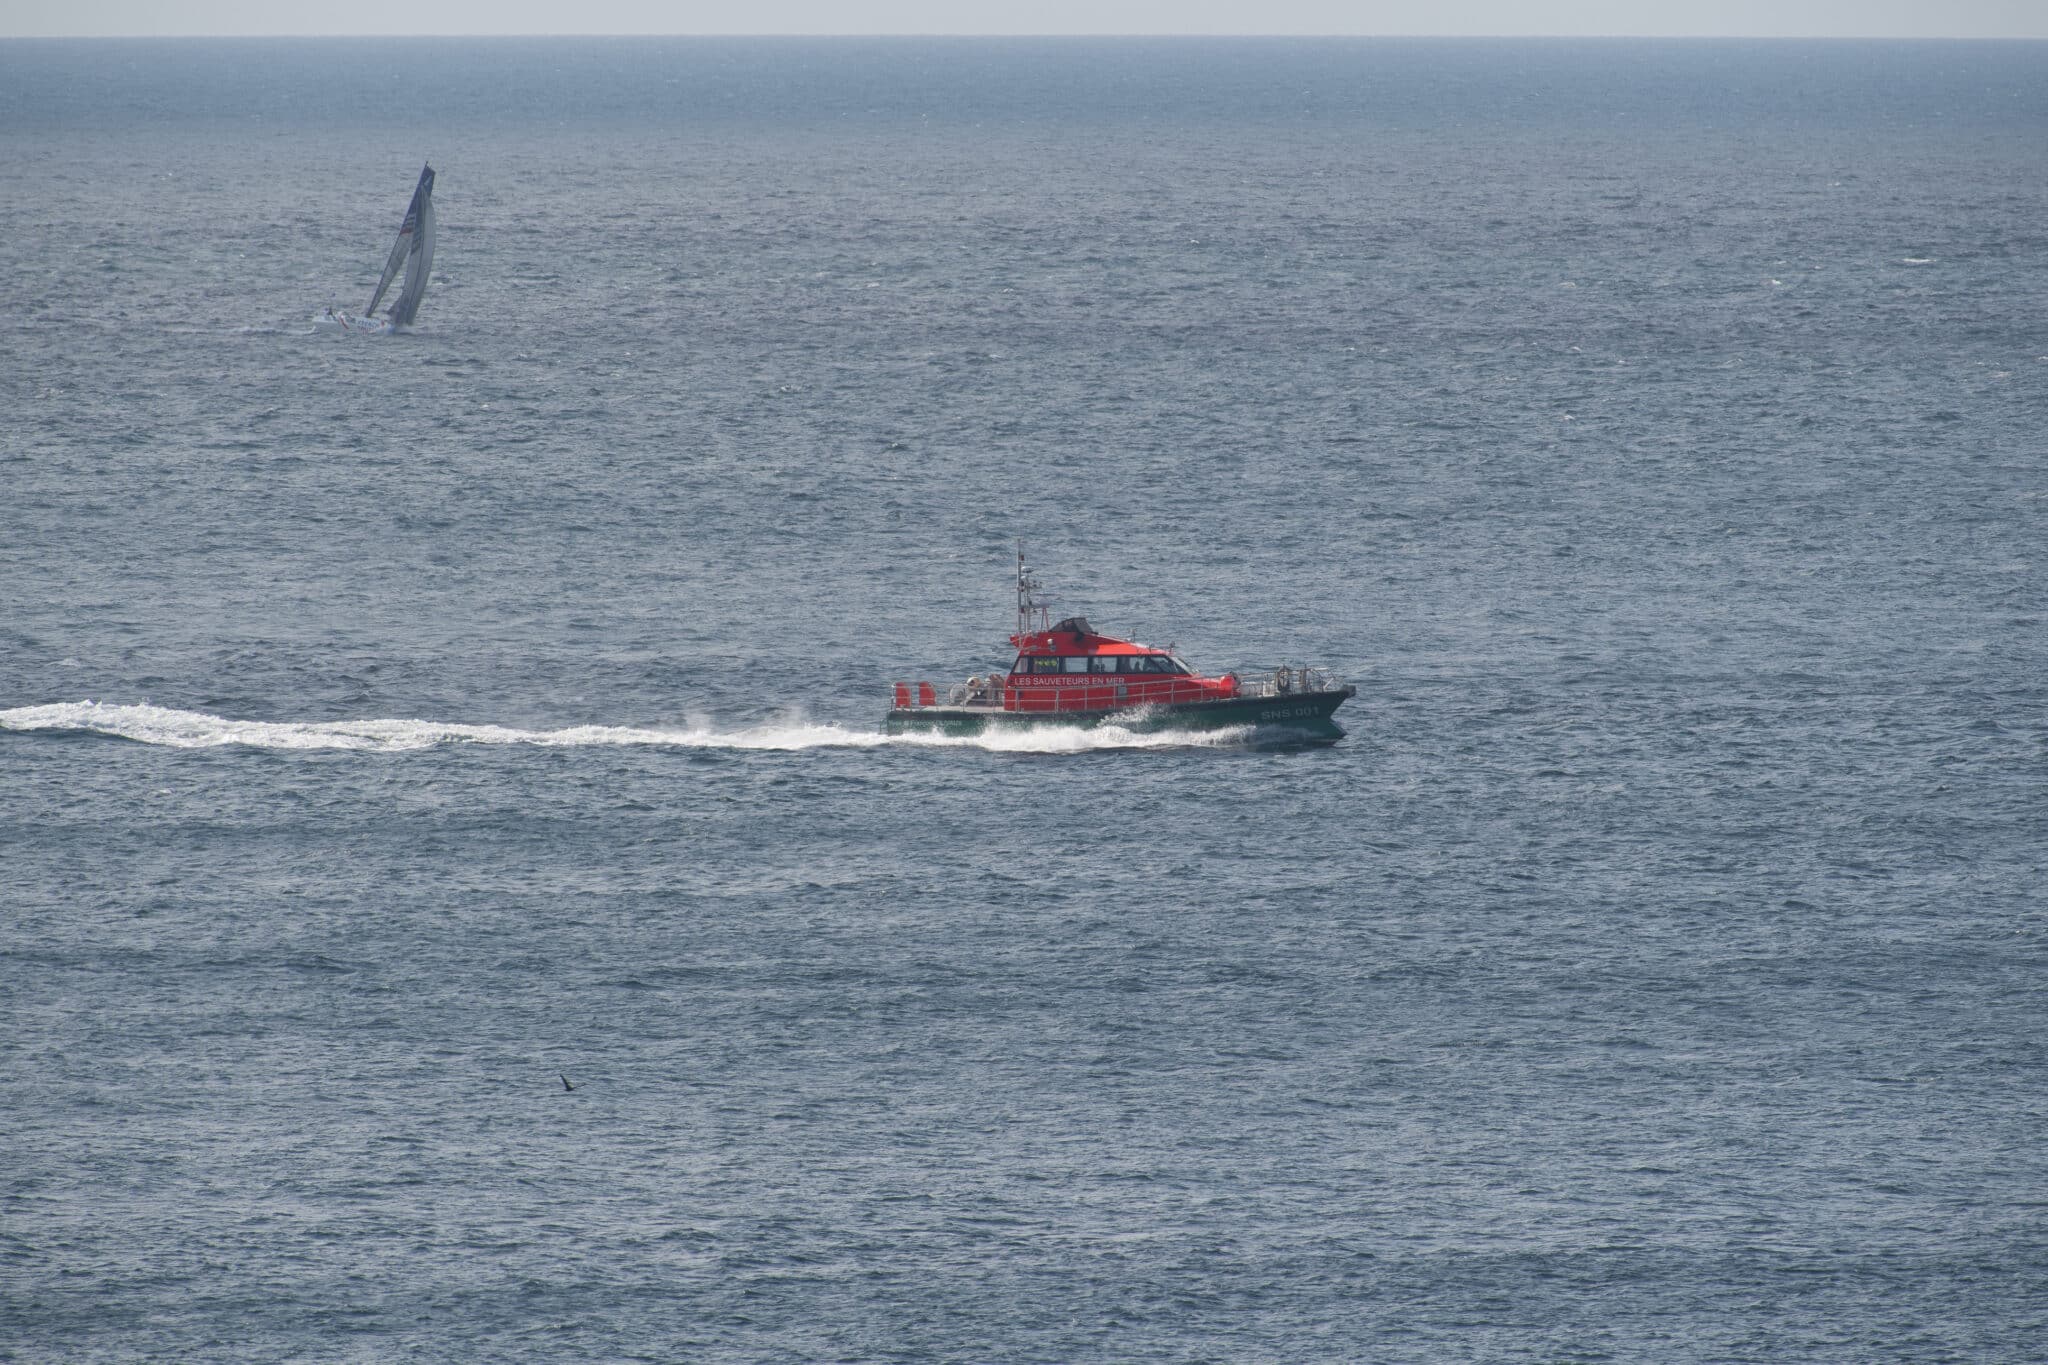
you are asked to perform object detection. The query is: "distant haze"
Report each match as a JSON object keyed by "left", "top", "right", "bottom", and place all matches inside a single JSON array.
[{"left": 7, "top": 1, "right": 2046, "bottom": 39}]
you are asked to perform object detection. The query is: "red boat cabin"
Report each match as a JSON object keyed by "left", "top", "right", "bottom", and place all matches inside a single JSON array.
[{"left": 998, "top": 616, "right": 1239, "bottom": 714}]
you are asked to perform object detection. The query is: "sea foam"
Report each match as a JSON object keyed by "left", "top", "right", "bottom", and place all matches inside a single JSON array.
[{"left": 0, "top": 701, "right": 1249, "bottom": 755}]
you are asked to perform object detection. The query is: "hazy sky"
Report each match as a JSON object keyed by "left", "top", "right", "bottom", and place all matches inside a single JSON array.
[{"left": 5, "top": 1, "right": 2045, "bottom": 39}]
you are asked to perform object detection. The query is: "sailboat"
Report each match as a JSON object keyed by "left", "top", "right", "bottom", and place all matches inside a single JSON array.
[{"left": 319, "top": 164, "right": 435, "bottom": 334}]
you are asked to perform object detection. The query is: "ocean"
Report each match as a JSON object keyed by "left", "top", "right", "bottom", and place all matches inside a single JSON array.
[{"left": 1, "top": 36, "right": 2043, "bottom": 1362}]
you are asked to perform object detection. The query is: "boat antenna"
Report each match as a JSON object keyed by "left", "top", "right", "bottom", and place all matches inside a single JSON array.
[{"left": 1015, "top": 539, "right": 1053, "bottom": 641}]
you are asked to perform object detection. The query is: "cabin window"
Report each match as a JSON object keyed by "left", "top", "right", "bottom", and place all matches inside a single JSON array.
[
  {"left": 1028, "top": 656, "right": 1062, "bottom": 674},
  {"left": 1063, "top": 657, "right": 1090, "bottom": 674},
  {"left": 1088, "top": 656, "right": 1116, "bottom": 674}
]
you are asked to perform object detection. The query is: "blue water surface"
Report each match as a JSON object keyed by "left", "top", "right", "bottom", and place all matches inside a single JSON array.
[{"left": 2, "top": 36, "right": 2044, "bottom": 1363}]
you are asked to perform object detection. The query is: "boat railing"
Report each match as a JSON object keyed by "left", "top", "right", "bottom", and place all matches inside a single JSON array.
[
  {"left": 1001, "top": 679, "right": 1220, "bottom": 713},
  {"left": 1236, "top": 665, "right": 1346, "bottom": 700},
  {"left": 892, "top": 666, "right": 1345, "bottom": 713}
]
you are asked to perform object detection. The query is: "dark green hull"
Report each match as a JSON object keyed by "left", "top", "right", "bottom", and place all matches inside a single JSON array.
[{"left": 885, "top": 686, "right": 1355, "bottom": 745}]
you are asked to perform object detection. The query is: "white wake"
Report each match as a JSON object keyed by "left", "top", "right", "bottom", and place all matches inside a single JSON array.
[{"left": 0, "top": 701, "right": 1250, "bottom": 755}]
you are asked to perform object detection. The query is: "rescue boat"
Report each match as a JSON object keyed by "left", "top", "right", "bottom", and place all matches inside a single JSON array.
[{"left": 885, "top": 546, "right": 1355, "bottom": 743}]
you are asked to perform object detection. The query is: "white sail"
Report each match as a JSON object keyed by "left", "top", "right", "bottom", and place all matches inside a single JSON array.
[{"left": 364, "top": 164, "right": 434, "bottom": 324}]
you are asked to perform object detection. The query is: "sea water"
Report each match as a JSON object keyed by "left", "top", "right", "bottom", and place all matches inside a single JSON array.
[{"left": 1, "top": 37, "right": 2044, "bottom": 1362}]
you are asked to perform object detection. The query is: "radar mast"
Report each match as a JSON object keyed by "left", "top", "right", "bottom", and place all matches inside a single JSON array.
[{"left": 1013, "top": 540, "right": 1055, "bottom": 644}]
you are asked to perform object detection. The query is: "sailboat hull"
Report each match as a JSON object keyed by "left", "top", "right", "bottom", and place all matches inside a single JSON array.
[{"left": 314, "top": 312, "right": 397, "bottom": 334}]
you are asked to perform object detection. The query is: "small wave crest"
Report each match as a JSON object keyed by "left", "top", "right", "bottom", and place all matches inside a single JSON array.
[{"left": 0, "top": 701, "right": 1249, "bottom": 755}]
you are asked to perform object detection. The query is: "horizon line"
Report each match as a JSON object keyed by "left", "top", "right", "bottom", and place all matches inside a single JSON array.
[{"left": 8, "top": 31, "right": 2047, "bottom": 41}]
